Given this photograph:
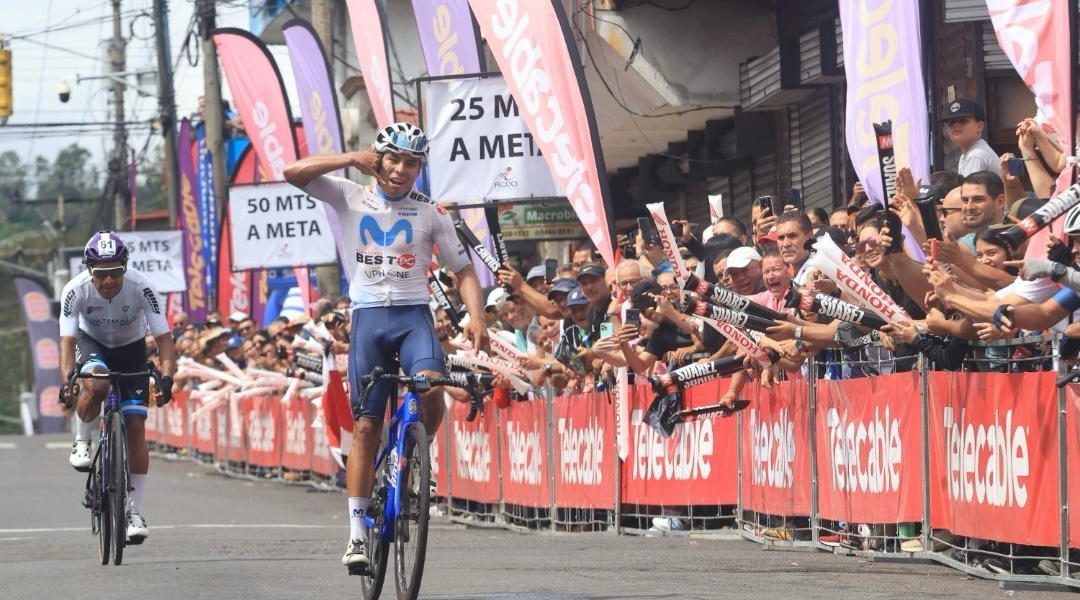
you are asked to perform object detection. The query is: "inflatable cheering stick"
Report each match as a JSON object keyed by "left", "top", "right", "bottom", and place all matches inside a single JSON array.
[
  {"left": 784, "top": 289, "right": 888, "bottom": 330},
  {"left": 682, "top": 274, "right": 787, "bottom": 321},
  {"left": 643, "top": 356, "right": 748, "bottom": 438},
  {"left": 682, "top": 297, "right": 778, "bottom": 333},
  {"left": 998, "top": 183, "right": 1080, "bottom": 250}
]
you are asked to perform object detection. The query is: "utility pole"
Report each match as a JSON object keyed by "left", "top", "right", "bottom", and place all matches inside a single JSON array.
[
  {"left": 110, "top": 0, "right": 127, "bottom": 230},
  {"left": 197, "top": 0, "right": 228, "bottom": 218},
  {"left": 310, "top": 0, "right": 341, "bottom": 298},
  {"left": 153, "top": 0, "right": 180, "bottom": 227}
]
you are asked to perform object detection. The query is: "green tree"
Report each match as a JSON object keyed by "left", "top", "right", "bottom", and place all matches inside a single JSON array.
[
  {"left": 35, "top": 143, "right": 101, "bottom": 201},
  {"left": 135, "top": 145, "right": 166, "bottom": 213}
]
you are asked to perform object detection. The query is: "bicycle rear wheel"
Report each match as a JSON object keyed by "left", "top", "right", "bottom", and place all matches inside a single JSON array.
[
  {"left": 394, "top": 423, "right": 430, "bottom": 600},
  {"left": 108, "top": 413, "right": 129, "bottom": 566},
  {"left": 360, "top": 476, "right": 390, "bottom": 600}
]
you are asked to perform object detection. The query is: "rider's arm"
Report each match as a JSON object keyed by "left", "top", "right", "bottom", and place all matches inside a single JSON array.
[
  {"left": 60, "top": 336, "right": 77, "bottom": 380},
  {"left": 282, "top": 149, "right": 378, "bottom": 188},
  {"left": 155, "top": 333, "right": 177, "bottom": 377},
  {"left": 455, "top": 265, "right": 486, "bottom": 325}
]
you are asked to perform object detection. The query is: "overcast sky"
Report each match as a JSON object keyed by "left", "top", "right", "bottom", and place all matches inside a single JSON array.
[{"left": 0, "top": 0, "right": 304, "bottom": 170}]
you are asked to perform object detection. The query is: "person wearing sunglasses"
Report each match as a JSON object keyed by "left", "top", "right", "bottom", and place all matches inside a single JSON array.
[
  {"left": 284, "top": 122, "right": 488, "bottom": 571},
  {"left": 57, "top": 230, "right": 176, "bottom": 546}
]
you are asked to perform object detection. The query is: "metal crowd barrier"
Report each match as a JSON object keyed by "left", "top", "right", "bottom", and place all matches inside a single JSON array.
[{"left": 146, "top": 336, "right": 1080, "bottom": 589}]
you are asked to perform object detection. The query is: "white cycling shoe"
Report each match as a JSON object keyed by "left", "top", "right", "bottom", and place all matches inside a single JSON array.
[
  {"left": 126, "top": 512, "right": 149, "bottom": 544},
  {"left": 69, "top": 441, "right": 91, "bottom": 472},
  {"left": 342, "top": 538, "right": 369, "bottom": 567}
]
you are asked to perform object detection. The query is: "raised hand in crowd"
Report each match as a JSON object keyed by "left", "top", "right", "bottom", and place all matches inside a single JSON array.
[
  {"left": 889, "top": 193, "right": 926, "bottom": 244},
  {"left": 754, "top": 205, "right": 777, "bottom": 239},
  {"left": 896, "top": 167, "right": 921, "bottom": 201}
]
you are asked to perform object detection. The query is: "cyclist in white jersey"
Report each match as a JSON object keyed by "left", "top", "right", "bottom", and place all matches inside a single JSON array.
[
  {"left": 284, "top": 123, "right": 487, "bottom": 570},
  {"left": 58, "top": 231, "right": 176, "bottom": 544}
]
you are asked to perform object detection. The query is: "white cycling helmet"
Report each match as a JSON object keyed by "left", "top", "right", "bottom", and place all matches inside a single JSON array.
[
  {"left": 374, "top": 122, "right": 428, "bottom": 160},
  {"left": 1065, "top": 204, "right": 1080, "bottom": 236}
]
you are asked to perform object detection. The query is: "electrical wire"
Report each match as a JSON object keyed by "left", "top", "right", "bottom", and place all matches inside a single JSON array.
[
  {"left": 23, "top": 0, "right": 56, "bottom": 169},
  {"left": 628, "top": 0, "right": 698, "bottom": 11},
  {"left": 5, "top": 8, "right": 144, "bottom": 41}
]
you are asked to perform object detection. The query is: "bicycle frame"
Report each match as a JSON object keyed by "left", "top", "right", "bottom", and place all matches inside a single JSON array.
[
  {"left": 365, "top": 388, "right": 423, "bottom": 544},
  {"left": 85, "top": 385, "right": 123, "bottom": 516}
]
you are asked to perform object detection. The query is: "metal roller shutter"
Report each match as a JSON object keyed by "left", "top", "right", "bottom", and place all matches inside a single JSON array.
[
  {"left": 731, "top": 168, "right": 753, "bottom": 224},
  {"left": 794, "top": 90, "right": 835, "bottom": 211},
  {"left": 944, "top": 0, "right": 989, "bottom": 23},
  {"left": 982, "top": 25, "right": 1012, "bottom": 71},
  {"left": 753, "top": 153, "right": 778, "bottom": 204}
]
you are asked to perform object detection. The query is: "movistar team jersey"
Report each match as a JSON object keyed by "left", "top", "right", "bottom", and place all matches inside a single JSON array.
[
  {"left": 302, "top": 175, "right": 470, "bottom": 308},
  {"left": 58, "top": 268, "right": 171, "bottom": 348}
]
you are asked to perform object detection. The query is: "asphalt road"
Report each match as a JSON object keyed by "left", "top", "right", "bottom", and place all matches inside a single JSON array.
[{"left": 0, "top": 434, "right": 1065, "bottom": 599}]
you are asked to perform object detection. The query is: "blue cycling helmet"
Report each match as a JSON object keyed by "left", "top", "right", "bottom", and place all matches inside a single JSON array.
[
  {"left": 84, "top": 230, "right": 129, "bottom": 265},
  {"left": 374, "top": 122, "right": 428, "bottom": 160}
]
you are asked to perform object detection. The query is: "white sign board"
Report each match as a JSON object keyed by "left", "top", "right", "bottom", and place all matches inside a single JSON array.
[
  {"left": 69, "top": 230, "right": 186, "bottom": 293},
  {"left": 425, "top": 76, "right": 563, "bottom": 202},
  {"left": 228, "top": 182, "right": 337, "bottom": 270}
]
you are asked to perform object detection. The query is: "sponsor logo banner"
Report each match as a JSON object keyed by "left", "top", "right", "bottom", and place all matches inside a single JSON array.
[
  {"left": 468, "top": 0, "right": 615, "bottom": 267},
  {"left": 244, "top": 394, "right": 282, "bottom": 468},
  {"left": 741, "top": 379, "right": 813, "bottom": 516},
  {"left": 928, "top": 371, "right": 1059, "bottom": 546},
  {"left": 496, "top": 202, "right": 584, "bottom": 241},
  {"left": 448, "top": 397, "right": 499, "bottom": 503},
  {"left": 345, "top": 0, "right": 395, "bottom": 128},
  {"left": 623, "top": 381, "right": 738, "bottom": 506},
  {"left": 13, "top": 277, "right": 66, "bottom": 430},
  {"left": 178, "top": 118, "right": 207, "bottom": 321},
  {"left": 816, "top": 373, "right": 922, "bottom": 523},
  {"left": 412, "top": 0, "right": 482, "bottom": 77},
  {"left": 426, "top": 76, "right": 562, "bottom": 202},
  {"left": 552, "top": 392, "right": 615, "bottom": 508},
  {"left": 228, "top": 182, "right": 337, "bottom": 270},
  {"left": 498, "top": 400, "right": 550, "bottom": 507}
]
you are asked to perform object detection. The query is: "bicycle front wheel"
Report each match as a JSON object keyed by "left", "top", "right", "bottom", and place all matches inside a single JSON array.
[
  {"left": 108, "top": 413, "right": 129, "bottom": 566},
  {"left": 94, "top": 443, "right": 110, "bottom": 566},
  {"left": 394, "top": 423, "right": 430, "bottom": 600}
]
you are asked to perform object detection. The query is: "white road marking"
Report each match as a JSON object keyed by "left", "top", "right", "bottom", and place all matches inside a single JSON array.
[
  {"left": 45, "top": 442, "right": 71, "bottom": 450},
  {"left": 0, "top": 524, "right": 340, "bottom": 534},
  {"left": 0, "top": 537, "right": 34, "bottom": 541},
  {"left": 0, "top": 442, "right": 16, "bottom": 449}
]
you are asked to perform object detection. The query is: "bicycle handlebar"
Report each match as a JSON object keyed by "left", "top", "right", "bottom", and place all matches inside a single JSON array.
[
  {"left": 359, "top": 366, "right": 493, "bottom": 422},
  {"left": 65, "top": 362, "right": 171, "bottom": 405}
]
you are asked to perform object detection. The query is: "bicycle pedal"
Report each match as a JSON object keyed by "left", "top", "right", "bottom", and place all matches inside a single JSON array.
[
  {"left": 81, "top": 491, "right": 93, "bottom": 509},
  {"left": 346, "top": 563, "right": 371, "bottom": 577}
]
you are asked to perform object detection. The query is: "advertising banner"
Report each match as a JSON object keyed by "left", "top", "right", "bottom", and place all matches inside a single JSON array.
[
  {"left": 281, "top": 392, "right": 314, "bottom": 472},
  {"left": 448, "top": 399, "right": 499, "bottom": 503},
  {"left": 1066, "top": 386, "right": 1080, "bottom": 548},
  {"left": 145, "top": 400, "right": 160, "bottom": 443},
  {"left": 283, "top": 20, "right": 345, "bottom": 161},
  {"left": 215, "top": 402, "right": 230, "bottom": 464},
  {"left": 13, "top": 277, "right": 66, "bottom": 430},
  {"left": 311, "top": 403, "right": 337, "bottom": 477},
  {"left": 468, "top": 0, "right": 615, "bottom": 267},
  {"left": 927, "top": 371, "right": 1060, "bottom": 547},
  {"left": 838, "top": 0, "right": 930, "bottom": 206},
  {"left": 345, "top": 0, "right": 395, "bottom": 128},
  {"left": 190, "top": 392, "right": 217, "bottom": 456},
  {"left": 228, "top": 182, "right": 337, "bottom": 270},
  {"left": 412, "top": 0, "right": 482, "bottom": 76},
  {"left": 816, "top": 374, "right": 923, "bottom": 524},
  {"left": 498, "top": 400, "right": 550, "bottom": 508},
  {"left": 741, "top": 380, "right": 813, "bottom": 516},
  {"left": 213, "top": 28, "right": 300, "bottom": 181},
  {"left": 246, "top": 393, "right": 281, "bottom": 468},
  {"left": 196, "top": 124, "right": 218, "bottom": 307},
  {"left": 162, "top": 389, "right": 187, "bottom": 449},
  {"left": 496, "top": 202, "right": 585, "bottom": 241},
  {"left": 178, "top": 119, "right": 208, "bottom": 321},
  {"left": 425, "top": 76, "right": 562, "bottom": 202},
  {"left": 552, "top": 392, "right": 615, "bottom": 508},
  {"left": 217, "top": 210, "right": 251, "bottom": 317},
  {"left": 623, "top": 381, "right": 739, "bottom": 506}
]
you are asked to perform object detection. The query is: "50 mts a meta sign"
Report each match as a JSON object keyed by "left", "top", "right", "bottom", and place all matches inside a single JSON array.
[{"left": 228, "top": 182, "right": 337, "bottom": 270}]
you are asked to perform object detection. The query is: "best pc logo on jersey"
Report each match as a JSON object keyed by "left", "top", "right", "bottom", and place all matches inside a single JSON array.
[{"left": 359, "top": 217, "right": 413, "bottom": 246}]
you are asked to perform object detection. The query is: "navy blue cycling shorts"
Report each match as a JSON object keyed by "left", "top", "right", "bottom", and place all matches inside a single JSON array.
[{"left": 348, "top": 305, "right": 445, "bottom": 420}]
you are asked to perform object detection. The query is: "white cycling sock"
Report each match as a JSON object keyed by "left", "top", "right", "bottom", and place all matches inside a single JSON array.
[
  {"left": 348, "top": 497, "right": 370, "bottom": 541},
  {"left": 75, "top": 417, "right": 95, "bottom": 442},
  {"left": 129, "top": 474, "right": 147, "bottom": 514}
]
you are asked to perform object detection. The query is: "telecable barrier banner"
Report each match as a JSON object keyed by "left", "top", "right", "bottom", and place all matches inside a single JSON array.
[
  {"left": 246, "top": 394, "right": 282, "bottom": 468},
  {"left": 927, "top": 371, "right": 1060, "bottom": 547},
  {"left": 190, "top": 393, "right": 217, "bottom": 456},
  {"left": 816, "top": 373, "right": 922, "bottom": 524},
  {"left": 499, "top": 399, "right": 550, "bottom": 507},
  {"left": 448, "top": 398, "right": 499, "bottom": 503},
  {"left": 741, "top": 379, "right": 812, "bottom": 517},
  {"left": 281, "top": 394, "right": 313, "bottom": 472},
  {"left": 623, "top": 381, "right": 739, "bottom": 506},
  {"left": 552, "top": 392, "right": 615, "bottom": 508}
]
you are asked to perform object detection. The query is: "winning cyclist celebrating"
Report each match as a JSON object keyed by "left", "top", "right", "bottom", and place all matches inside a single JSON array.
[
  {"left": 59, "top": 231, "right": 176, "bottom": 544},
  {"left": 284, "top": 123, "right": 487, "bottom": 570}
]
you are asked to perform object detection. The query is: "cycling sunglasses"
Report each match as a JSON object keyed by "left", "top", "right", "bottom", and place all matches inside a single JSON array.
[{"left": 90, "top": 265, "right": 127, "bottom": 280}]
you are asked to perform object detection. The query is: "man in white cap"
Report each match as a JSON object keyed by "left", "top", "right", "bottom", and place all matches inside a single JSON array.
[{"left": 725, "top": 246, "right": 765, "bottom": 296}]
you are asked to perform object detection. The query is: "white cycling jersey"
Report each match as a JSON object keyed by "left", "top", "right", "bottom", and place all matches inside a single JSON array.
[
  {"left": 302, "top": 175, "right": 470, "bottom": 309},
  {"left": 59, "top": 267, "right": 171, "bottom": 347}
]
